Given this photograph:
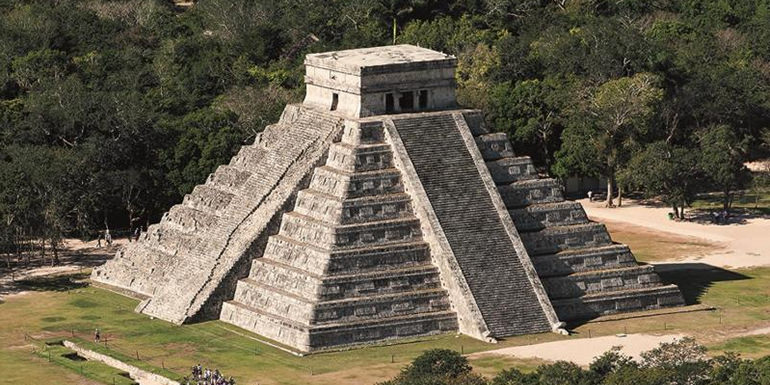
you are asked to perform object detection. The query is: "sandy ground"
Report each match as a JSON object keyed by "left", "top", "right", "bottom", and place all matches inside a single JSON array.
[
  {"left": 0, "top": 238, "right": 123, "bottom": 300},
  {"left": 471, "top": 333, "right": 686, "bottom": 366},
  {"left": 580, "top": 198, "right": 770, "bottom": 269}
]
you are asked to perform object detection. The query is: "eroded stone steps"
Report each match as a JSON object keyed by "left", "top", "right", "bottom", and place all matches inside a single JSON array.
[
  {"left": 509, "top": 201, "right": 588, "bottom": 232},
  {"left": 520, "top": 223, "right": 612, "bottom": 256},
  {"left": 471, "top": 130, "right": 685, "bottom": 323},
  {"left": 531, "top": 244, "right": 637, "bottom": 277},
  {"left": 249, "top": 258, "right": 441, "bottom": 301},
  {"left": 233, "top": 278, "right": 449, "bottom": 325},
  {"left": 551, "top": 284, "right": 685, "bottom": 321},
  {"left": 182, "top": 184, "right": 236, "bottom": 216},
  {"left": 327, "top": 142, "right": 393, "bottom": 172},
  {"left": 475, "top": 132, "right": 516, "bottom": 160},
  {"left": 221, "top": 300, "right": 457, "bottom": 352},
  {"left": 162, "top": 205, "right": 220, "bottom": 234},
  {"left": 541, "top": 265, "right": 662, "bottom": 300},
  {"left": 278, "top": 211, "right": 422, "bottom": 250},
  {"left": 498, "top": 178, "right": 564, "bottom": 208},
  {"left": 293, "top": 189, "right": 413, "bottom": 225},
  {"left": 309, "top": 166, "right": 403, "bottom": 198},
  {"left": 206, "top": 165, "right": 252, "bottom": 191},
  {"left": 487, "top": 156, "right": 539, "bottom": 184},
  {"left": 262, "top": 235, "right": 431, "bottom": 275},
  {"left": 392, "top": 113, "right": 553, "bottom": 337}
]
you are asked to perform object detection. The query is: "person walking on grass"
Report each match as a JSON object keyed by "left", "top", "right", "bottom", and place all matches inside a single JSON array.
[{"left": 94, "top": 328, "right": 100, "bottom": 342}]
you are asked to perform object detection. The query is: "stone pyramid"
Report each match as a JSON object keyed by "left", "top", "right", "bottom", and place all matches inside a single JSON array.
[{"left": 92, "top": 44, "right": 684, "bottom": 352}]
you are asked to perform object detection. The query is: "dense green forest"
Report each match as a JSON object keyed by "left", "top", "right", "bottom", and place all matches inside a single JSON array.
[
  {"left": 380, "top": 341, "right": 770, "bottom": 385},
  {"left": 1, "top": 0, "right": 769, "bottom": 263}
]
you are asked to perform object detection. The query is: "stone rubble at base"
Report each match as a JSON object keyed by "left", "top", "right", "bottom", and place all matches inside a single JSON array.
[{"left": 91, "top": 44, "right": 684, "bottom": 352}]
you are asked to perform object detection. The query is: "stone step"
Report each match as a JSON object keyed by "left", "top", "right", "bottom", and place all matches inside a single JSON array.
[
  {"left": 392, "top": 112, "right": 553, "bottom": 337},
  {"left": 312, "top": 288, "right": 451, "bottom": 324},
  {"left": 509, "top": 201, "right": 589, "bottom": 232},
  {"left": 250, "top": 257, "right": 442, "bottom": 301},
  {"left": 541, "top": 265, "right": 662, "bottom": 300},
  {"left": 221, "top": 300, "right": 457, "bottom": 352},
  {"left": 232, "top": 278, "right": 450, "bottom": 325},
  {"left": 278, "top": 212, "right": 423, "bottom": 250},
  {"left": 183, "top": 184, "right": 236, "bottom": 216},
  {"left": 531, "top": 244, "right": 637, "bottom": 277},
  {"left": 498, "top": 178, "right": 564, "bottom": 208},
  {"left": 326, "top": 142, "right": 394, "bottom": 172},
  {"left": 309, "top": 166, "right": 404, "bottom": 198},
  {"left": 486, "top": 156, "right": 539, "bottom": 184},
  {"left": 206, "top": 165, "right": 252, "bottom": 191},
  {"left": 293, "top": 189, "right": 413, "bottom": 225},
  {"left": 262, "top": 235, "right": 432, "bottom": 275},
  {"left": 229, "top": 144, "right": 268, "bottom": 171},
  {"left": 462, "top": 110, "right": 488, "bottom": 135},
  {"left": 141, "top": 225, "right": 208, "bottom": 258},
  {"left": 520, "top": 222, "right": 613, "bottom": 256},
  {"left": 551, "top": 285, "right": 685, "bottom": 321},
  {"left": 162, "top": 205, "right": 220, "bottom": 234},
  {"left": 475, "top": 132, "right": 515, "bottom": 161},
  {"left": 340, "top": 120, "right": 386, "bottom": 146}
]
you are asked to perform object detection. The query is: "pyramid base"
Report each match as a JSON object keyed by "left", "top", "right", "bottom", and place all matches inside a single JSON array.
[{"left": 220, "top": 301, "right": 458, "bottom": 352}]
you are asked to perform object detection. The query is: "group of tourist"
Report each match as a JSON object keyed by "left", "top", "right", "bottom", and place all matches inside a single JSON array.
[{"left": 184, "top": 364, "right": 235, "bottom": 385}]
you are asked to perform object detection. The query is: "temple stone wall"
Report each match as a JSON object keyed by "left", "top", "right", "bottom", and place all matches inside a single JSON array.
[
  {"left": 386, "top": 112, "right": 559, "bottom": 338},
  {"left": 221, "top": 118, "right": 457, "bottom": 352},
  {"left": 470, "top": 117, "right": 684, "bottom": 322},
  {"left": 92, "top": 45, "right": 684, "bottom": 351},
  {"left": 91, "top": 105, "right": 345, "bottom": 324}
]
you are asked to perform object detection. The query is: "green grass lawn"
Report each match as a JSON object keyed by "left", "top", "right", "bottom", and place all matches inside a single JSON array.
[
  {"left": 2, "top": 225, "right": 770, "bottom": 385},
  {"left": 30, "top": 343, "right": 138, "bottom": 385},
  {"left": 0, "top": 272, "right": 558, "bottom": 385},
  {"left": 2, "top": 266, "right": 769, "bottom": 385}
]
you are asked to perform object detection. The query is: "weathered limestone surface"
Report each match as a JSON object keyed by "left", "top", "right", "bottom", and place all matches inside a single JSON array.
[
  {"left": 220, "top": 120, "right": 457, "bottom": 352},
  {"left": 387, "top": 112, "right": 559, "bottom": 337},
  {"left": 93, "top": 45, "right": 684, "bottom": 351},
  {"left": 91, "top": 105, "right": 345, "bottom": 324},
  {"left": 470, "top": 116, "right": 684, "bottom": 321}
]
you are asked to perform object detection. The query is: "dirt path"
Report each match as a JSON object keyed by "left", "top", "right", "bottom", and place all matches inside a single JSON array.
[
  {"left": 580, "top": 199, "right": 770, "bottom": 269},
  {"left": 470, "top": 324, "right": 770, "bottom": 366},
  {"left": 470, "top": 333, "right": 685, "bottom": 366},
  {"left": 0, "top": 239, "right": 122, "bottom": 300}
]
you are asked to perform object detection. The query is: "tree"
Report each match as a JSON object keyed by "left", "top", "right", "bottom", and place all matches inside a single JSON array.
[
  {"left": 619, "top": 142, "right": 704, "bottom": 219},
  {"left": 554, "top": 73, "right": 663, "bottom": 207},
  {"left": 589, "top": 346, "right": 634, "bottom": 379},
  {"left": 489, "top": 77, "right": 570, "bottom": 168},
  {"left": 378, "top": 348, "right": 487, "bottom": 385},
  {"left": 375, "top": 0, "right": 420, "bottom": 44},
  {"left": 535, "top": 361, "right": 596, "bottom": 385},
  {"left": 698, "top": 125, "right": 752, "bottom": 212},
  {"left": 640, "top": 337, "right": 711, "bottom": 385},
  {"left": 491, "top": 368, "right": 538, "bottom": 385}
]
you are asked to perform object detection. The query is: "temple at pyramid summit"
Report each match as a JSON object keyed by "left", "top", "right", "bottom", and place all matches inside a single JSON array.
[{"left": 91, "top": 44, "right": 684, "bottom": 352}]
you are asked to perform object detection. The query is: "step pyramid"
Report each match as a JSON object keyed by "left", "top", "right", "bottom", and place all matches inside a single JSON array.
[{"left": 92, "top": 44, "right": 684, "bottom": 352}]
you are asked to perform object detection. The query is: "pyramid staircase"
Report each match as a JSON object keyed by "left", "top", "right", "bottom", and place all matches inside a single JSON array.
[
  {"left": 92, "top": 105, "right": 345, "bottom": 323},
  {"left": 468, "top": 112, "right": 684, "bottom": 321},
  {"left": 220, "top": 122, "right": 457, "bottom": 352}
]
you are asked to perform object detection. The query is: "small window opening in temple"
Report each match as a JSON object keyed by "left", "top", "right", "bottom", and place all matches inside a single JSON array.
[
  {"left": 418, "top": 90, "right": 429, "bottom": 109},
  {"left": 331, "top": 93, "right": 339, "bottom": 111},
  {"left": 385, "top": 93, "right": 395, "bottom": 113},
  {"left": 399, "top": 91, "right": 414, "bottom": 111}
]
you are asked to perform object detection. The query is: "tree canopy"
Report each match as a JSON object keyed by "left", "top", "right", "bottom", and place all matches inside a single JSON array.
[{"left": 1, "top": 0, "right": 769, "bottom": 264}]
